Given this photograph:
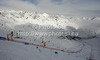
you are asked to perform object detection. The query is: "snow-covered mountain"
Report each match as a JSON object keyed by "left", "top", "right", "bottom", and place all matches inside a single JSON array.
[
  {"left": 0, "top": 10, "right": 100, "bottom": 37},
  {"left": 0, "top": 10, "right": 100, "bottom": 60}
]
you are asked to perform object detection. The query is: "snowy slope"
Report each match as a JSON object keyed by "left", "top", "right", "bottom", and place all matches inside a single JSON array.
[
  {"left": 0, "top": 39, "right": 91, "bottom": 60},
  {"left": 0, "top": 10, "right": 100, "bottom": 60},
  {"left": 84, "top": 38, "right": 100, "bottom": 60}
]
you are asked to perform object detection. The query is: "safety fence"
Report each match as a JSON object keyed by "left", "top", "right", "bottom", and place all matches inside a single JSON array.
[{"left": 1, "top": 39, "right": 85, "bottom": 54}]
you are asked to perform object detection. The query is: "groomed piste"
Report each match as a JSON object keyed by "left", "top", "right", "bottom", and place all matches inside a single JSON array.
[{"left": 0, "top": 36, "right": 85, "bottom": 54}]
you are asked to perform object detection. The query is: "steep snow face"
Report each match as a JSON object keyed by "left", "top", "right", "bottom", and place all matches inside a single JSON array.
[{"left": 0, "top": 10, "right": 79, "bottom": 29}]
